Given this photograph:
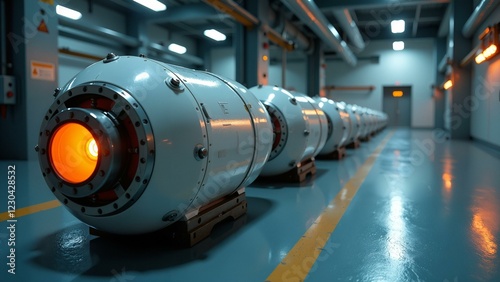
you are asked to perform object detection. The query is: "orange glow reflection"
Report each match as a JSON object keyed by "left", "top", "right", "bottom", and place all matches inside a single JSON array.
[
  {"left": 472, "top": 214, "right": 497, "bottom": 257},
  {"left": 470, "top": 188, "right": 499, "bottom": 278},
  {"left": 442, "top": 173, "right": 452, "bottom": 190}
]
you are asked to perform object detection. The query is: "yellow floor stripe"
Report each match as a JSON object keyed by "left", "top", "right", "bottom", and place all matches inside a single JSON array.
[
  {"left": 266, "top": 131, "right": 394, "bottom": 281},
  {"left": 0, "top": 199, "right": 61, "bottom": 222}
]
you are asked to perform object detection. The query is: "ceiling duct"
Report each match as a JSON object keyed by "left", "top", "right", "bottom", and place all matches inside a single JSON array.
[
  {"left": 462, "top": 0, "right": 500, "bottom": 38},
  {"left": 268, "top": 9, "right": 312, "bottom": 52},
  {"left": 281, "top": 0, "right": 357, "bottom": 66},
  {"left": 332, "top": 9, "right": 365, "bottom": 51}
]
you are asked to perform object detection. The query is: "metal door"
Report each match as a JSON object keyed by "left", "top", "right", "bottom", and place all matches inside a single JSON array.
[{"left": 383, "top": 86, "right": 412, "bottom": 127}]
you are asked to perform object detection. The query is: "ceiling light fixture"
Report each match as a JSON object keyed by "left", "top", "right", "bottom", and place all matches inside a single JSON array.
[
  {"left": 203, "top": 29, "right": 227, "bottom": 41},
  {"left": 391, "top": 20, "right": 405, "bottom": 33},
  {"left": 133, "top": 0, "right": 167, "bottom": 12},
  {"left": 168, "top": 43, "right": 187, "bottom": 54},
  {"left": 393, "top": 41, "right": 405, "bottom": 51},
  {"left": 56, "top": 5, "right": 82, "bottom": 20}
]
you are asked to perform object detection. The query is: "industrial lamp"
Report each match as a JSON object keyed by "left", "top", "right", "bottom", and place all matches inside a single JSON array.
[
  {"left": 475, "top": 24, "right": 499, "bottom": 64},
  {"left": 443, "top": 79, "right": 453, "bottom": 90}
]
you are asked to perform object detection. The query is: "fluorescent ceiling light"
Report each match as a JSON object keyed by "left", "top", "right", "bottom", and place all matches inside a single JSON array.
[
  {"left": 391, "top": 20, "right": 405, "bottom": 33},
  {"left": 168, "top": 43, "right": 187, "bottom": 54},
  {"left": 393, "top": 41, "right": 405, "bottom": 51},
  {"left": 56, "top": 5, "right": 82, "bottom": 20},
  {"left": 204, "top": 29, "right": 227, "bottom": 41},
  {"left": 133, "top": 0, "right": 167, "bottom": 12}
]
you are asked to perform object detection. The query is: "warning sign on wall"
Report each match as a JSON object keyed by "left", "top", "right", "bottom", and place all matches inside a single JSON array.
[
  {"left": 37, "top": 19, "right": 49, "bottom": 33},
  {"left": 31, "top": 61, "right": 55, "bottom": 81},
  {"left": 39, "top": 0, "right": 54, "bottom": 5}
]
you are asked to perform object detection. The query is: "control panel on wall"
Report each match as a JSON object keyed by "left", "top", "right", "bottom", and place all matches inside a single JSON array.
[{"left": 0, "top": 76, "right": 16, "bottom": 105}]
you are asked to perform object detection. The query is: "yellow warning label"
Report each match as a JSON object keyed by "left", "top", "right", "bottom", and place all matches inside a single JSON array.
[
  {"left": 39, "top": 0, "right": 54, "bottom": 5},
  {"left": 31, "top": 61, "right": 55, "bottom": 81},
  {"left": 37, "top": 19, "right": 49, "bottom": 33}
]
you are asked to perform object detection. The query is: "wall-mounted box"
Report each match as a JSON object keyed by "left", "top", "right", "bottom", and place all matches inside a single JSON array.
[{"left": 0, "top": 76, "right": 16, "bottom": 105}]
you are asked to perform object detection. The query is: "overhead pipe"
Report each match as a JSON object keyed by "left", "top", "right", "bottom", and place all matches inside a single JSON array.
[
  {"left": 438, "top": 4, "right": 451, "bottom": 37},
  {"left": 204, "top": 0, "right": 311, "bottom": 52},
  {"left": 460, "top": 46, "right": 480, "bottom": 67},
  {"left": 324, "top": 85, "right": 375, "bottom": 91},
  {"left": 268, "top": 9, "right": 312, "bottom": 52},
  {"left": 331, "top": 9, "right": 365, "bottom": 51},
  {"left": 462, "top": 0, "right": 500, "bottom": 38},
  {"left": 281, "top": 0, "right": 357, "bottom": 66},
  {"left": 59, "top": 48, "right": 103, "bottom": 61},
  {"left": 59, "top": 18, "right": 140, "bottom": 48},
  {"left": 263, "top": 25, "right": 295, "bottom": 51},
  {"left": 438, "top": 55, "right": 449, "bottom": 73},
  {"left": 0, "top": 0, "right": 6, "bottom": 74}
]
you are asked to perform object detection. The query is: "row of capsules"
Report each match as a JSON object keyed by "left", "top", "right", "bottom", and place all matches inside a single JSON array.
[
  {"left": 249, "top": 85, "right": 388, "bottom": 181},
  {"left": 37, "top": 56, "right": 387, "bottom": 237}
]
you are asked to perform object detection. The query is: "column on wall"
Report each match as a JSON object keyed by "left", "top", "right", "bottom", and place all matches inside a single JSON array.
[
  {"left": 447, "top": 0, "right": 473, "bottom": 139},
  {"left": 434, "top": 37, "right": 447, "bottom": 130},
  {"left": 1, "top": 0, "right": 58, "bottom": 160},
  {"left": 235, "top": 0, "right": 269, "bottom": 87},
  {"left": 307, "top": 39, "right": 324, "bottom": 97}
]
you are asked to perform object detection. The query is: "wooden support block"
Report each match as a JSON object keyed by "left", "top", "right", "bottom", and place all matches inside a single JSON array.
[
  {"left": 316, "top": 146, "right": 346, "bottom": 160},
  {"left": 259, "top": 158, "right": 316, "bottom": 183},
  {"left": 360, "top": 135, "right": 371, "bottom": 142},
  {"left": 90, "top": 191, "right": 247, "bottom": 247},
  {"left": 346, "top": 140, "right": 361, "bottom": 149}
]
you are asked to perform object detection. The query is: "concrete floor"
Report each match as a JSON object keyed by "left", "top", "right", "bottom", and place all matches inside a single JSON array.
[{"left": 1, "top": 128, "right": 499, "bottom": 281}]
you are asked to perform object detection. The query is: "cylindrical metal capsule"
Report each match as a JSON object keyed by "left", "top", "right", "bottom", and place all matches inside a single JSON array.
[
  {"left": 314, "top": 97, "right": 348, "bottom": 154},
  {"left": 249, "top": 85, "right": 325, "bottom": 176},
  {"left": 293, "top": 93, "right": 328, "bottom": 159},
  {"left": 37, "top": 55, "right": 272, "bottom": 234}
]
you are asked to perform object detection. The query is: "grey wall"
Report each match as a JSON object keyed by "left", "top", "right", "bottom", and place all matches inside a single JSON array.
[
  {"left": 269, "top": 61, "right": 307, "bottom": 93},
  {"left": 209, "top": 38, "right": 437, "bottom": 128},
  {"left": 325, "top": 38, "right": 437, "bottom": 128},
  {"left": 210, "top": 47, "right": 236, "bottom": 80},
  {"left": 209, "top": 47, "right": 309, "bottom": 93},
  {"left": 470, "top": 6, "right": 500, "bottom": 147}
]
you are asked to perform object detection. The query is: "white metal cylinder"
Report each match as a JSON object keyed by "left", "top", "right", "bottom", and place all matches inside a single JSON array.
[
  {"left": 346, "top": 104, "right": 362, "bottom": 141},
  {"left": 293, "top": 93, "right": 328, "bottom": 159},
  {"left": 314, "top": 97, "right": 348, "bottom": 154},
  {"left": 249, "top": 85, "right": 324, "bottom": 176},
  {"left": 37, "top": 55, "right": 272, "bottom": 234}
]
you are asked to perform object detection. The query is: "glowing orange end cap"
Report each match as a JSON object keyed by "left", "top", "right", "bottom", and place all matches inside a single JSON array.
[{"left": 50, "top": 122, "right": 99, "bottom": 184}]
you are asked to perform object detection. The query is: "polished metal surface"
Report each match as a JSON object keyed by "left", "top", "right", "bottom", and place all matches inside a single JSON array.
[
  {"left": 1, "top": 128, "right": 499, "bottom": 281},
  {"left": 35, "top": 56, "right": 272, "bottom": 235}
]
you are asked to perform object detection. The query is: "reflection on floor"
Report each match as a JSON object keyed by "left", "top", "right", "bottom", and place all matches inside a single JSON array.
[{"left": 0, "top": 128, "right": 499, "bottom": 281}]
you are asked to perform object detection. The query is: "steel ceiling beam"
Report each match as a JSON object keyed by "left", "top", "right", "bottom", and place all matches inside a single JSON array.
[
  {"left": 412, "top": 5, "right": 422, "bottom": 37},
  {"left": 145, "top": 3, "right": 229, "bottom": 24},
  {"left": 354, "top": 16, "right": 442, "bottom": 26},
  {"left": 353, "top": 8, "right": 444, "bottom": 22},
  {"left": 316, "top": 0, "right": 450, "bottom": 10},
  {"left": 361, "top": 26, "right": 439, "bottom": 40},
  {"left": 437, "top": 4, "right": 451, "bottom": 37},
  {"left": 59, "top": 17, "right": 141, "bottom": 48}
]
